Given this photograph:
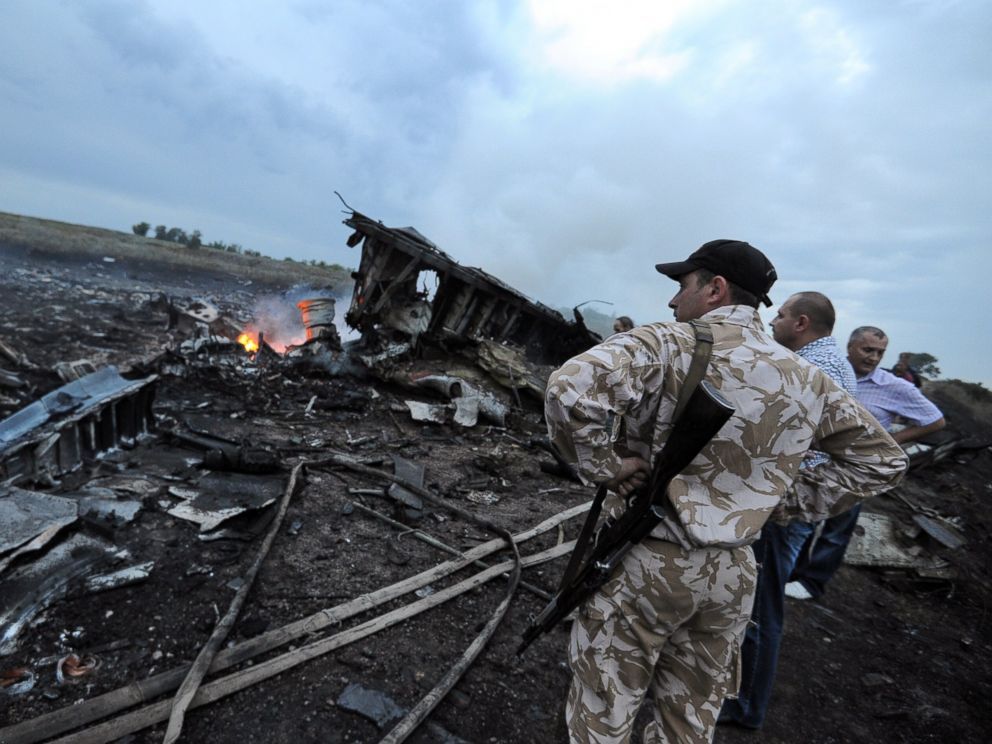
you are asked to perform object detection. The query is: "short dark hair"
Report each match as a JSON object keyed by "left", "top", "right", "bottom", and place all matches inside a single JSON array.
[
  {"left": 615, "top": 316, "right": 634, "bottom": 331},
  {"left": 694, "top": 268, "right": 760, "bottom": 308},
  {"left": 789, "top": 292, "right": 835, "bottom": 333},
  {"left": 849, "top": 325, "right": 887, "bottom": 343}
]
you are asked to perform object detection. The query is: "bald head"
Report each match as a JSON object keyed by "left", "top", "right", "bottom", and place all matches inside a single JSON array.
[
  {"left": 770, "top": 291, "right": 837, "bottom": 351},
  {"left": 788, "top": 292, "right": 836, "bottom": 334}
]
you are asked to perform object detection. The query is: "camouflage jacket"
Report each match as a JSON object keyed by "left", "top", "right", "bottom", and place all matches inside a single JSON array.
[{"left": 545, "top": 305, "right": 907, "bottom": 548}]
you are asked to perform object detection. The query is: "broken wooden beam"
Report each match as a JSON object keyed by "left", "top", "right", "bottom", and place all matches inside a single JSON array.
[
  {"left": 350, "top": 501, "right": 551, "bottom": 600},
  {"left": 0, "top": 503, "right": 589, "bottom": 744}
]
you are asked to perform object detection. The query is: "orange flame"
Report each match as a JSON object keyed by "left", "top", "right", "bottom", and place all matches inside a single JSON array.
[{"left": 237, "top": 333, "right": 259, "bottom": 353}]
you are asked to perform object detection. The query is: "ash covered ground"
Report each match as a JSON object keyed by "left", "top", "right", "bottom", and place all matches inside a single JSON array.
[{"left": 1, "top": 237, "right": 991, "bottom": 743}]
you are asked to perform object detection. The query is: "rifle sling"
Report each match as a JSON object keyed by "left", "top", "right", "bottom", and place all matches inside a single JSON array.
[
  {"left": 673, "top": 320, "right": 714, "bottom": 423},
  {"left": 557, "top": 484, "right": 607, "bottom": 592},
  {"left": 552, "top": 321, "right": 713, "bottom": 595}
]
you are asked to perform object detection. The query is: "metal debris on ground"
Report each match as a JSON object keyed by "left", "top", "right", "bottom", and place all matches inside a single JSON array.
[
  {"left": 166, "top": 472, "right": 284, "bottom": 533},
  {"left": 335, "top": 681, "right": 475, "bottom": 743},
  {"left": 911, "top": 513, "right": 967, "bottom": 550},
  {"left": 0, "top": 366, "right": 157, "bottom": 486},
  {"left": 55, "top": 653, "right": 100, "bottom": 684},
  {"left": 0, "top": 533, "right": 128, "bottom": 654},
  {"left": 844, "top": 511, "right": 956, "bottom": 579},
  {"left": 0, "top": 487, "right": 78, "bottom": 574},
  {"left": 336, "top": 682, "right": 406, "bottom": 728},
  {"left": 76, "top": 492, "right": 143, "bottom": 528},
  {"left": 1, "top": 666, "right": 35, "bottom": 695},
  {"left": 169, "top": 429, "right": 281, "bottom": 475},
  {"left": 387, "top": 455, "right": 425, "bottom": 519},
  {"left": 466, "top": 490, "right": 501, "bottom": 506},
  {"left": 404, "top": 400, "right": 449, "bottom": 425},
  {"left": 0, "top": 368, "right": 27, "bottom": 389},
  {"left": 0, "top": 338, "right": 34, "bottom": 370},
  {"left": 392, "top": 372, "right": 510, "bottom": 427},
  {"left": 53, "top": 359, "right": 98, "bottom": 383},
  {"left": 84, "top": 561, "right": 154, "bottom": 592},
  {"left": 163, "top": 296, "right": 240, "bottom": 339}
]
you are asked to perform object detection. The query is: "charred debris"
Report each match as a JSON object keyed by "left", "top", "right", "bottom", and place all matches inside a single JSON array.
[
  {"left": 0, "top": 211, "right": 603, "bottom": 742},
  {"left": 0, "top": 211, "right": 987, "bottom": 742},
  {"left": 342, "top": 211, "right": 599, "bottom": 367}
]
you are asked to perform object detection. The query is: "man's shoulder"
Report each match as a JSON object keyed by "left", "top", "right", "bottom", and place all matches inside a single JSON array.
[
  {"left": 803, "top": 348, "right": 849, "bottom": 370},
  {"left": 863, "top": 368, "right": 929, "bottom": 401},
  {"left": 739, "top": 339, "right": 836, "bottom": 392},
  {"left": 639, "top": 320, "right": 690, "bottom": 335},
  {"left": 630, "top": 320, "right": 693, "bottom": 348},
  {"left": 791, "top": 338, "right": 842, "bottom": 372},
  {"left": 797, "top": 334, "right": 839, "bottom": 355},
  {"left": 871, "top": 367, "right": 916, "bottom": 390},
  {"left": 859, "top": 368, "right": 889, "bottom": 385}
]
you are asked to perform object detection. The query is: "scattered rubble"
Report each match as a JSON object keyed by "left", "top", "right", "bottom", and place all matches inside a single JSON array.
[{"left": 1, "top": 216, "right": 990, "bottom": 743}]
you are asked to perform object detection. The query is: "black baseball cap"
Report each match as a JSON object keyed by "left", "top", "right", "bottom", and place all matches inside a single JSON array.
[{"left": 655, "top": 239, "right": 777, "bottom": 307}]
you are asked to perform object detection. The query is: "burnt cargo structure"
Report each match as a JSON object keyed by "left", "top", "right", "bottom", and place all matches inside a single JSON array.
[{"left": 342, "top": 212, "right": 600, "bottom": 365}]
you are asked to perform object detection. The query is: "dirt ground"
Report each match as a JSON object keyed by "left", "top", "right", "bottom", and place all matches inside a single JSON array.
[{"left": 1, "top": 234, "right": 990, "bottom": 743}]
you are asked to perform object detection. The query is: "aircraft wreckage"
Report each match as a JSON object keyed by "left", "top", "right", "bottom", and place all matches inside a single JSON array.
[{"left": 1, "top": 210, "right": 982, "bottom": 743}]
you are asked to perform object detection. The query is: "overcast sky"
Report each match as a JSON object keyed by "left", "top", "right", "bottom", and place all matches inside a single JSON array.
[{"left": 2, "top": 0, "right": 989, "bottom": 384}]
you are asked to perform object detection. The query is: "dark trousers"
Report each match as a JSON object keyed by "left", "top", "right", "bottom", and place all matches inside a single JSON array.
[
  {"left": 721, "top": 506, "right": 863, "bottom": 729},
  {"left": 792, "top": 504, "right": 862, "bottom": 599},
  {"left": 720, "top": 521, "right": 809, "bottom": 728}
]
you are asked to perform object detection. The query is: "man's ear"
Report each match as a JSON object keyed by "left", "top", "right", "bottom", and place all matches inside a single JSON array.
[
  {"left": 795, "top": 314, "right": 811, "bottom": 332},
  {"left": 710, "top": 275, "right": 731, "bottom": 304}
]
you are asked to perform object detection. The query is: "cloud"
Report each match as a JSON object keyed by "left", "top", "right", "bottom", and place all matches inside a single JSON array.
[
  {"left": 0, "top": 0, "right": 989, "bottom": 384},
  {"left": 526, "top": 0, "right": 701, "bottom": 84},
  {"left": 798, "top": 7, "right": 871, "bottom": 86}
]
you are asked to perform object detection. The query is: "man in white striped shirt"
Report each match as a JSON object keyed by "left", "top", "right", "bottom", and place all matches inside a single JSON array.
[
  {"left": 847, "top": 326, "right": 945, "bottom": 442},
  {"left": 788, "top": 325, "right": 945, "bottom": 601}
]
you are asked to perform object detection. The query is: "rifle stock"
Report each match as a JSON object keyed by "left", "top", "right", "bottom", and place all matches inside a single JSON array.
[{"left": 518, "top": 381, "right": 734, "bottom": 654}]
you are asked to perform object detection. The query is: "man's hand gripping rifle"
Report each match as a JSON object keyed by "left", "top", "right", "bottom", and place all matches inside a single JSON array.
[{"left": 518, "top": 380, "right": 734, "bottom": 654}]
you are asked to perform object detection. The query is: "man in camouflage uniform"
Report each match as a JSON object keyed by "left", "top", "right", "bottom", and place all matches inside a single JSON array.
[{"left": 545, "top": 240, "right": 908, "bottom": 743}]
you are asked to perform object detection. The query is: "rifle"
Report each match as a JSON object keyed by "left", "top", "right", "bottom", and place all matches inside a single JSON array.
[{"left": 517, "top": 380, "right": 734, "bottom": 654}]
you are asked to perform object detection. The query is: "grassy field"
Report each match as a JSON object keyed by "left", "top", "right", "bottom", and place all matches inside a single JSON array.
[{"left": 0, "top": 211, "right": 352, "bottom": 287}]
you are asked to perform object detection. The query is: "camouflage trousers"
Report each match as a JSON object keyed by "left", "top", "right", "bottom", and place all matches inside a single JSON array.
[{"left": 564, "top": 536, "right": 757, "bottom": 743}]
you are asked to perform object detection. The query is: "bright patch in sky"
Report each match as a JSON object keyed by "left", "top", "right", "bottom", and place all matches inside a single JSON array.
[{"left": 527, "top": 0, "right": 701, "bottom": 83}]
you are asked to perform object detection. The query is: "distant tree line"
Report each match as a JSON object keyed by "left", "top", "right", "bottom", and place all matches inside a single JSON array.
[
  {"left": 282, "top": 256, "right": 342, "bottom": 269},
  {"left": 131, "top": 221, "right": 343, "bottom": 270},
  {"left": 133, "top": 221, "right": 260, "bottom": 257}
]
